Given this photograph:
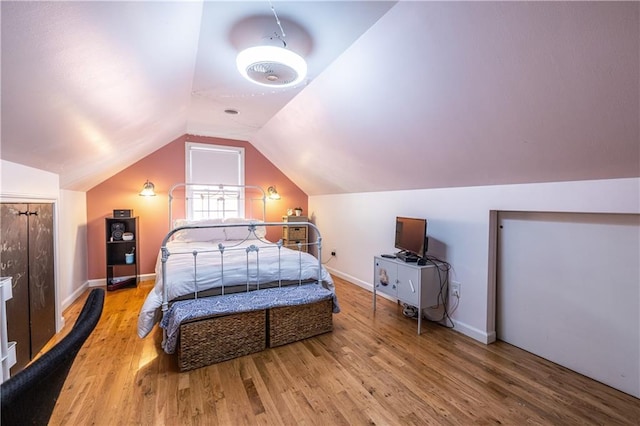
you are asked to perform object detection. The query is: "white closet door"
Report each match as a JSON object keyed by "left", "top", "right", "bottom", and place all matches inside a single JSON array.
[{"left": 497, "top": 211, "right": 639, "bottom": 397}]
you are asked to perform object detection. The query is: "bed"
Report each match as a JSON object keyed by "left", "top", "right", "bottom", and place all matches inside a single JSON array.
[{"left": 137, "top": 183, "right": 339, "bottom": 370}]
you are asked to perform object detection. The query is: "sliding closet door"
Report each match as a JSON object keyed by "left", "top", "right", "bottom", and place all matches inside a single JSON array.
[
  {"left": 27, "top": 203, "right": 55, "bottom": 356},
  {"left": 0, "top": 203, "right": 55, "bottom": 372},
  {"left": 0, "top": 204, "right": 31, "bottom": 371}
]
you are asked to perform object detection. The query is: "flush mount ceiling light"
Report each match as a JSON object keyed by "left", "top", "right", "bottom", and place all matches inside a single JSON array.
[
  {"left": 236, "top": 2, "right": 307, "bottom": 88},
  {"left": 236, "top": 43, "right": 307, "bottom": 87}
]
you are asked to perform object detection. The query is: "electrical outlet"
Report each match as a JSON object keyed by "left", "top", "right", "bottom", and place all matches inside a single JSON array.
[
  {"left": 451, "top": 281, "right": 461, "bottom": 298},
  {"left": 331, "top": 249, "right": 337, "bottom": 257}
]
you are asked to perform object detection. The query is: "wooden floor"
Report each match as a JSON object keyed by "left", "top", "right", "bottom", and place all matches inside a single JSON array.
[{"left": 45, "top": 276, "right": 639, "bottom": 425}]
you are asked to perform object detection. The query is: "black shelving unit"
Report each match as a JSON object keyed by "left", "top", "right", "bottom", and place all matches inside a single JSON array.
[{"left": 105, "top": 216, "right": 139, "bottom": 291}]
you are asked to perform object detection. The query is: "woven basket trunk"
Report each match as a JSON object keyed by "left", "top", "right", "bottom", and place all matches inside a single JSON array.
[
  {"left": 178, "top": 309, "right": 266, "bottom": 371},
  {"left": 268, "top": 298, "right": 333, "bottom": 348}
]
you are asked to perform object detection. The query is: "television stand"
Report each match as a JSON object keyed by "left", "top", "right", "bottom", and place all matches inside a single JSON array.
[
  {"left": 373, "top": 256, "right": 442, "bottom": 334},
  {"left": 396, "top": 252, "right": 419, "bottom": 263}
]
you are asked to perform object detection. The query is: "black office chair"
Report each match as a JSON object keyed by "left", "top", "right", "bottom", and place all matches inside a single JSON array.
[{"left": 1, "top": 288, "right": 104, "bottom": 425}]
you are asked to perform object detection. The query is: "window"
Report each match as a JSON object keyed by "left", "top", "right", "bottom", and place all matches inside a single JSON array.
[{"left": 185, "top": 143, "right": 244, "bottom": 219}]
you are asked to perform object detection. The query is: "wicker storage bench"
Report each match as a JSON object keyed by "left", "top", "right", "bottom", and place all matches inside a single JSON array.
[
  {"left": 268, "top": 298, "right": 333, "bottom": 347},
  {"left": 169, "top": 285, "right": 335, "bottom": 371},
  {"left": 178, "top": 309, "right": 266, "bottom": 371}
]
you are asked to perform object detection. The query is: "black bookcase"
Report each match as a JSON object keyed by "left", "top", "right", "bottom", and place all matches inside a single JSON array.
[{"left": 105, "top": 216, "right": 139, "bottom": 291}]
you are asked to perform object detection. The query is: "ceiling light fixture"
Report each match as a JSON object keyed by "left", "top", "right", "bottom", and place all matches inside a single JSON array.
[{"left": 236, "top": 2, "right": 307, "bottom": 88}]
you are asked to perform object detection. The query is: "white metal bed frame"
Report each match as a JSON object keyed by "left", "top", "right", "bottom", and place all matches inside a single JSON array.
[
  {"left": 167, "top": 182, "right": 267, "bottom": 226},
  {"left": 158, "top": 183, "right": 325, "bottom": 323}
]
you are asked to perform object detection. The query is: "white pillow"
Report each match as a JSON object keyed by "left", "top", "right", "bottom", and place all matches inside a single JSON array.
[
  {"left": 171, "top": 218, "right": 226, "bottom": 242},
  {"left": 223, "top": 218, "right": 267, "bottom": 240}
]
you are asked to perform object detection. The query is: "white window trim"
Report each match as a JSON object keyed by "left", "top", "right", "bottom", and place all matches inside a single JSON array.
[{"left": 185, "top": 142, "right": 245, "bottom": 219}]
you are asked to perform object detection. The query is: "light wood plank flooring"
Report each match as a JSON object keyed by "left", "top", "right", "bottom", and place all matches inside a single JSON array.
[{"left": 44, "top": 276, "right": 638, "bottom": 425}]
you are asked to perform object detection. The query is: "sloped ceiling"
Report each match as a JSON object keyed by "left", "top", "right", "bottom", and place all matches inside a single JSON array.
[
  {"left": 0, "top": 0, "right": 395, "bottom": 191},
  {"left": 1, "top": 1, "right": 638, "bottom": 195},
  {"left": 252, "top": 1, "right": 639, "bottom": 194},
  {"left": 1, "top": 1, "right": 204, "bottom": 190}
]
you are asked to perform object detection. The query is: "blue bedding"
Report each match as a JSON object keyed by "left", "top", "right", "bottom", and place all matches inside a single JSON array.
[{"left": 160, "top": 283, "right": 338, "bottom": 353}]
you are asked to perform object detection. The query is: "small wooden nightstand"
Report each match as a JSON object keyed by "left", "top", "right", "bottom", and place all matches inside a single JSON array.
[{"left": 282, "top": 215, "right": 308, "bottom": 252}]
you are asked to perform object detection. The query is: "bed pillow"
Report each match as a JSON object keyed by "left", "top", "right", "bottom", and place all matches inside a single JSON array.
[
  {"left": 223, "top": 218, "right": 267, "bottom": 240},
  {"left": 171, "top": 218, "right": 226, "bottom": 242}
]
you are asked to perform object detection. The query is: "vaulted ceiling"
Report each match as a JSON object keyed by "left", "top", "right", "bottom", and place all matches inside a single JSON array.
[{"left": 1, "top": 1, "right": 638, "bottom": 194}]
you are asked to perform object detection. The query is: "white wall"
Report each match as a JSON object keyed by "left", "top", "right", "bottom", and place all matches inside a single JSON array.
[
  {"left": 310, "top": 177, "right": 640, "bottom": 343},
  {"left": 1, "top": 160, "right": 89, "bottom": 329},
  {"left": 58, "top": 190, "right": 89, "bottom": 310},
  {"left": 1, "top": 159, "right": 59, "bottom": 198}
]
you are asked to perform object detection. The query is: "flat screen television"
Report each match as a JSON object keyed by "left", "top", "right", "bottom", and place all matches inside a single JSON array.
[{"left": 394, "top": 216, "right": 427, "bottom": 260}]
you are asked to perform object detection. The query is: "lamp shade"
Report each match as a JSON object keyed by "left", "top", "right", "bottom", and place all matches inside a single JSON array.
[
  {"left": 267, "top": 186, "right": 281, "bottom": 200},
  {"left": 139, "top": 180, "right": 156, "bottom": 196},
  {"left": 236, "top": 45, "right": 307, "bottom": 87}
]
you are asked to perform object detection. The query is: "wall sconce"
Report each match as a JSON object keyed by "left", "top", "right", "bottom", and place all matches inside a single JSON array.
[
  {"left": 267, "top": 186, "right": 281, "bottom": 200},
  {"left": 139, "top": 180, "right": 156, "bottom": 197}
]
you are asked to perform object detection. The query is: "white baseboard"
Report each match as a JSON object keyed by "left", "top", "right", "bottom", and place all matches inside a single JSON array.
[
  {"left": 87, "top": 273, "right": 156, "bottom": 288},
  {"left": 87, "top": 278, "right": 106, "bottom": 287},
  {"left": 326, "top": 266, "right": 493, "bottom": 345},
  {"left": 326, "top": 266, "right": 370, "bottom": 290},
  {"left": 446, "top": 319, "right": 495, "bottom": 344},
  {"left": 61, "top": 282, "right": 90, "bottom": 311}
]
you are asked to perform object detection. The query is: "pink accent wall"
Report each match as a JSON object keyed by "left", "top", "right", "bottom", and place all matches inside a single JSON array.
[{"left": 86, "top": 134, "right": 308, "bottom": 280}]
